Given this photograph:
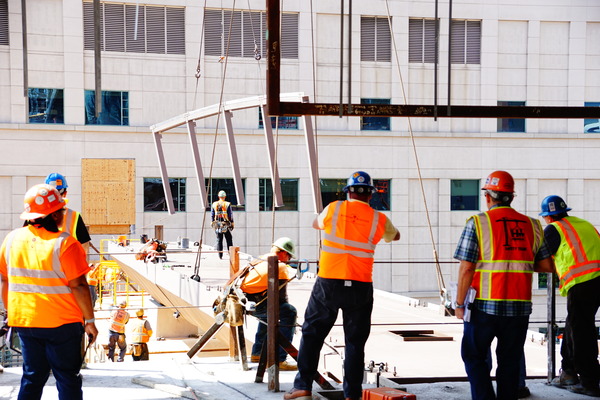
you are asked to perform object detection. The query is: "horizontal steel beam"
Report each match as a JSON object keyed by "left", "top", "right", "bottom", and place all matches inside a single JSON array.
[{"left": 277, "top": 103, "right": 600, "bottom": 119}]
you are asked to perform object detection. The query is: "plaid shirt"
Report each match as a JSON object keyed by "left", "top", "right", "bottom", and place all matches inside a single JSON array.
[{"left": 454, "top": 206, "right": 552, "bottom": 317}]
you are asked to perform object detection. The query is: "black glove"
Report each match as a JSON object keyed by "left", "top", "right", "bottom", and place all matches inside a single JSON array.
[{"left": 0, "top": 319, "right": 9, "bottom": 338}]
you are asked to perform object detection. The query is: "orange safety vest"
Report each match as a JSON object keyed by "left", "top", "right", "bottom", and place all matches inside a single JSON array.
[
  {"left": 240, "top": 255, "right": 290, "bottom": 294},
  {"left": 212, "top": 201, "right": 230, "bottom": 221},
  {"left": 60, "top": 208, "right": 80, "bottom": 241},
  {"left": 471, "top": 207, "right": 543, "bottom": 302},
  {"left": 2, "top": 227, "right": 85, "bottom": 328},
  {"left": 110, "top": 309, "right": 130, "bottom": 333},
  {"left": 87, "top": 264, "right": 99, "bottom": 286},
  {"left": 318, "top": 200, "right": 388, "bottom": 282},
  {"left": 130, "top": 319, "right": 152, "bottom": 343}
]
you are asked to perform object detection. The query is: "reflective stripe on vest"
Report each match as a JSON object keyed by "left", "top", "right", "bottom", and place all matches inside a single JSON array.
[
  {"left": 6, "top": 232, "right": 71, "bottom": 295},
  {"left": 61, "top": 209, "right": 79, "bottom": 241},
  {"left": 318, "top": 200, "right": 387, "bottom": 282},
  {"left": 472, "top": 207, "right": 541, "bottom": 302},
  {"left": 551, "top": 217, "right": 600, "bottom": 296},
  {"left": 131, "top": 319, "right": 150, "bottom": 343},
  {"left": 110, "top": 309, "right": 129, "bottom": 333},
  {"left": 213, "top": 201, "right": 230, "bottom": 221}
]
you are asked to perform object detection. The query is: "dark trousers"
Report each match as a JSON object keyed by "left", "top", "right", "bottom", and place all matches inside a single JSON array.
[
  {"left": 215, "top": 230, "right": 233, "bottom": 259},
  {"left": 461, "top": 307, "right": 529, "bottom": 400},
  {"left": 16, "top": 322, "right": 84, "bottom": 400},
  {"left": 560, "top": 276, "right": 600, "bottom": 388},
  {"left": 132, "top": 343, "right": 149, "bottom": 361},
  {"left": 108, "top": 330, "right": 126, "bottom": 362},
  {"left": 251, "top": 302, "right": 297, "bottom": 362},
  {"left": 293, "top": 277, "right": 373, "bottom": 399}
]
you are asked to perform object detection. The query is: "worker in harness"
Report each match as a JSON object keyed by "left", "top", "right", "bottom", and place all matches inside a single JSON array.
[
  {"left": 540, "top": 195, "right": 600, "bottom": 397},
  {"left": 130, "top": 309, "right": 153, "bottom": 361},
  {"left": 107, "top": 300, "right": 130, "bottom": 362},
  {"left": 241, "top": 237, "right": 298, "bottom": 371},
  {"left": 454, "top": 171, "right": 555, "bottom": 400},
  {"left": 211, "top": 190, "right": 234, "bottom": 259},
  {"left": 285, "top": 171, "right": 400, "bottom": 400}
]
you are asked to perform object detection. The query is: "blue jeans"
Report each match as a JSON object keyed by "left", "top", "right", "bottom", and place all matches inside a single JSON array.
[
  {"left": 251, "top": 302, "right": 297, "bottom": 362},
  {"left": 16, "top": 322, "right": 84, "bottom": 400},
  {"left": 462, "top": 307, "right": 529, "bottom": 400},
  {"left": 293, "top": 277, "right": 373, "bottom": 399}
]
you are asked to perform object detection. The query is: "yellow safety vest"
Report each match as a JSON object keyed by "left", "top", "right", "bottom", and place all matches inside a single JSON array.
[
  {"left": 130, "top": 318, "right": 152, "bottom": 343},
  {"left": 60, "top": 208, "right": 80, "bottom": 241}
]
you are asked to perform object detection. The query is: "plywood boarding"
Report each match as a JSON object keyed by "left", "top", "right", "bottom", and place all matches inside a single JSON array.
[{"left": 82, "top": 159, "right": 135, "bottom": 232}]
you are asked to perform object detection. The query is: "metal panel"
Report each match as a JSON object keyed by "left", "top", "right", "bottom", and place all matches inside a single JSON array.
[
  {"left": 261, "top": 105, "right": 283, "bottom": 208},
  {"left": 152, "top": 132, "right": 176, "bottom": 215},
  {"left": 186, "top": 121, "right": 208, "bottom": 209},
  {"left": 222, "top": 111, "right": 245, "bottom": 206},
  {"left": 302, "top": 112, "right": 323, "bottom": 214}
]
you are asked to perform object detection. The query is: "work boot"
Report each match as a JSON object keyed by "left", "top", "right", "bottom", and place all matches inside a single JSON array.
[
  {"left": 551, "top": 370, "right": 579, "bottom": 388},
  {"left": 279, "top": 360, "right": 298, "bottom": 371},
  {"left": 283, "top": 388, "right": 311, "bottom": 399},
  {"left": 568, "top": 383, "right": 600, "bottom": 397}
]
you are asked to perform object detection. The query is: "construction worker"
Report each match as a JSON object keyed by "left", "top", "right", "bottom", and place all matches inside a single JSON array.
[
  {"left": 285, "top": 171, "right": 400, "bottom": 400},
  {"left": 87, "top": 263, "right": 100, "bottom": 307},
  {"left": 540, "top": 195, "right": 600, "bottom": 397},
  {"left": 0, "top": 184, "right": 98, "bottom": 400},
  {"left": 241, "top": 237, "right": 298, "bottom": 371},
  {"left": 211, "top": 190, "right": 234, "bottom": 259},
  {"left": 453, "top": 171, "right": 555, "bottom": 400},
  {"left": 107, "top": 300, "right": 130, "bottom": 362},
  {"left": 45, "top": 173, "right": 92, "bottom": 256},
  {"left": 130, "top": 309, "right": 153, "bottom": 361}
]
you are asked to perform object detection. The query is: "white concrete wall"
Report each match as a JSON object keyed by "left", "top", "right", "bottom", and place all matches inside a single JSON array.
[{"left": 0, "top": 0, "right": 599, "bottom": 322}]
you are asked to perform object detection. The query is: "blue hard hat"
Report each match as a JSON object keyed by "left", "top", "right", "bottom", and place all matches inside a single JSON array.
[
  {"left": 539, "top": 195, "right": 571, "bottom": 216},
  {"left": 343, "top": 171, "right": 375, "bottom": 193},
  {"left": 45, "top": 173, "right": 68, "bottom": 191}
]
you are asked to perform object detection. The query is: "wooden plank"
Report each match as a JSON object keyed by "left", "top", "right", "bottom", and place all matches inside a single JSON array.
[{"left": 88, "top": 225, "right": 131, "bottom": 235}]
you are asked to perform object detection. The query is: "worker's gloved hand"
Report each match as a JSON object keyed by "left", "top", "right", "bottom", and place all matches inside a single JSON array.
[
  {"left": 230, "top": 223, "right": 234, "bottom": 231},
  {"left": 0, "top": 319, "right": 9, "bottom": 338}
]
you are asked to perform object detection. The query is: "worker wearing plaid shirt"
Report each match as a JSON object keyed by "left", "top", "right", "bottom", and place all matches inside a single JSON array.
[{"left": 454, "top": 171, "right": 555, "bottom": 400}]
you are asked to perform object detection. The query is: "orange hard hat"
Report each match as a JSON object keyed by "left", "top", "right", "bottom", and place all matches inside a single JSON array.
[
  {"left": 482, "top": 171, "right": 514, "bottom": 193},
  {"left": 20, "top": 184, "right": 66, "bottom": 220}
]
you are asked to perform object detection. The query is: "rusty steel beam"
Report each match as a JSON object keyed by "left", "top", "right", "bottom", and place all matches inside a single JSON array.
[
  {"left": 276, "top": 102, "right": 600, "bottom": 119},
  {"left": 266, "top": 0, "right": 280, "bottom": 116}
]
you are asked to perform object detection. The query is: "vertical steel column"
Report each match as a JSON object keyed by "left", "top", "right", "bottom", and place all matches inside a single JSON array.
[
  {"left": 266, "top": 0, "right": 280, "bottom": 115},
  {"left": 339, "top": 0, "right": 344, "bottom": 118},
  {"left": 347, "top": 0, "right": 352, "bottom": 113},
  {"left": 447, "top": 0, "right": 452, "bottom": 116},
  {"left": 152, "top": 132, "right": 176, "bottom": 215},
  {"left": 186, "top": 121, "right": 209, "bottom": 209},
  {"left": 260, "top": 105, "right": 284, "bottom": 207},
  {"left": 94, "top": 0, "right": 102, "bottom": 117},
  {"left": 267, "top": 255, "right": 280, "bottom": 391},
  {"left": 547, "top": 273, "right": 556, "bottom": 382},
  {"left": 21, "top": 0, "right": 28, "bottom": 98},
  {"left": 222, "top": 110, "right": 246, "bottom": 205},
  {"left": 434, "top": 0, "right": 439, "bottom": 120}
]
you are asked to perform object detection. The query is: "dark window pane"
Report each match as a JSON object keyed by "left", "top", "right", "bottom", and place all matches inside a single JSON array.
[
  {"left": 497, "top": 101, "right": 526, "bottom": 133},
  {"left": 361, "top": 98, "right": 391, "bottom": 131},
  {"left": 371, "top": 179, "right": 391, "bottom": 211},
  {"left": 584, "top": 102, "right": 600, "bottom": 133},
  {"left": 144, "top": 177, "right": 185, "bottom": 212},
  {"left": 451, "top": 179, "right": 479, "bottom": 211},
  {"left": 1, "top": 0, "right": 9, "bottom": 46},
  {"left": 85, "top": 90, "right": 129, "bottom": 126},
  {"left": 259, "top": 178, "right": 299, "bottom": 211},
  {"left": 258, "top": 107, "right": 298, "bottom": 129},
  {"left": 320, "top": 178, "right": 391, "bottom": 211},
  {"left": 28, "top": 88, "right": 64, "bottom": 124},
  {"left": 204, "top": 178, "right": 246, "bottom": 211}
]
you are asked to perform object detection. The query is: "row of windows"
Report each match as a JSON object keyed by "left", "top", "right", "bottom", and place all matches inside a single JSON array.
[
  {"left": 143, "top": 177, "right": 486, "bottom": 213},
  {"left": 144, "top": 178, "right": 392, "bottom": 213}
]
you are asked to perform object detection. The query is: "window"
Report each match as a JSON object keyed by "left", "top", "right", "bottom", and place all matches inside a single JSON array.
[
  {"left": 28, "top": 89, "right": 64, "bottom": 124},
  {"left": 450, "top": 20, "right": 481, "bottom": 64},
  {"left": 361, "top": 16, "right": 391, "bottom": 62},
  {"left": 258, "top": 107, "right": 298, "bottom": 129},
  {"left": 0, "top": 0, "right": 8, "bottom": 46},
  {"left": 84, "top": 90, "right": 129, "bottom": 126},
  {"left": 205, "top": 178, "right": 246, "bottom": 211},
  {"left": 451, "top": 180, "right": 479, "bottom": 211},
  {"left": 584, "top": 102, "right": 600, "bottom": 133},
  {"left": 144, "top": 177, "right": 186, "bottom": 212},
  {"left": 204, "top": 9, "right": 299, "bottom": 60},
  {"left": 497, "top": 101, "right": 526, "bottom": 133},
  {"left": 83, "top": 2, "right": 185, "bottom": 55},
  {"left": 259, "top": 178, "right": 299, "bottom": 211},
  {"left": 538, "top": 273, "right": 559, "bottom": 290},
  {"left": 408, "top": 18, "right": 437, "bottom": 63},
  {"left": 361, "top": 98, "right": 391, "bottom": 131},
  {"left": 320, "top": 178, "right": 391, "bottom": 211}
]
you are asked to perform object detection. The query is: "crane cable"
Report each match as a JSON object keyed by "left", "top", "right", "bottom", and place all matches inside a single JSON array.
[{"left": 382, "top": 0, "right": 447, "bottom": 307}]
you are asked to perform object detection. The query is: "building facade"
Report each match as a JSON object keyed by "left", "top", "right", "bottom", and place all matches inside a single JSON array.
[{"left": 1, "top": 0, "right": 599, "bottom": 319}]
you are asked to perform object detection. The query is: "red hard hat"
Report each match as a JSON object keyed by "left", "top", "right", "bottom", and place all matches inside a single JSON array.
[
  {"left": 482, "top": 171, "right": 514, "bottom": 193},
  {"left": 20, "top": 184, "right": 66, "bottom": 220}
]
